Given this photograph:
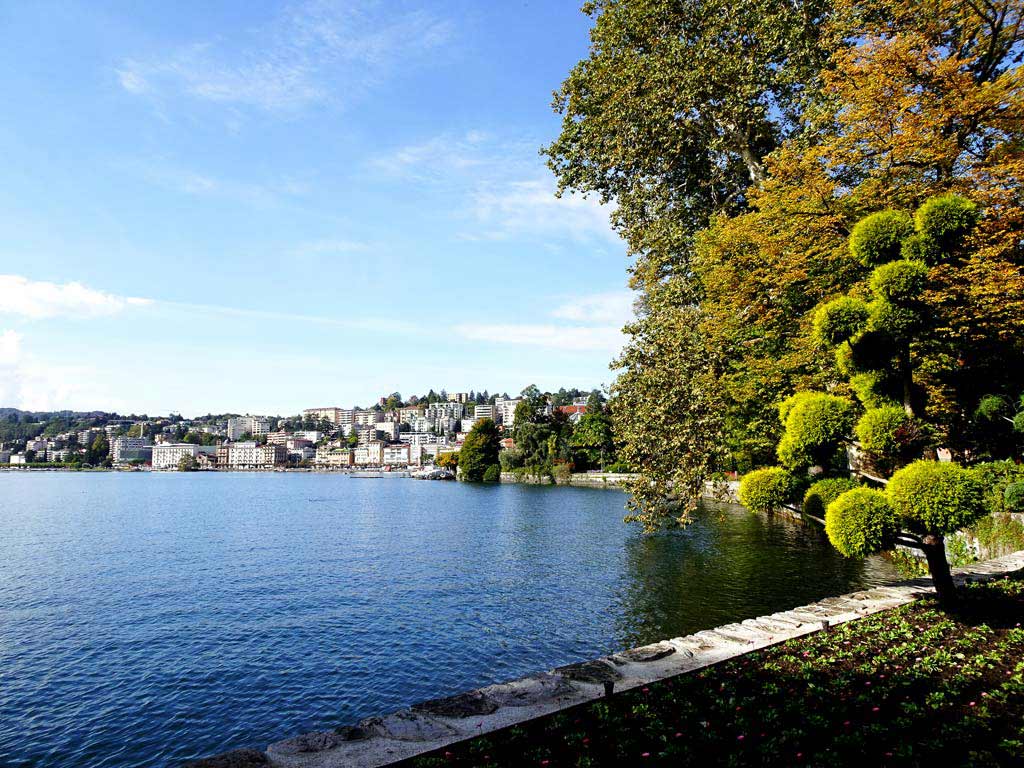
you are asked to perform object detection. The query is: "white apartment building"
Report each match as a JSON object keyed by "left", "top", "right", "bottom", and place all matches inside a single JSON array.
[
  {"left": 460, "top": 417, "right": 478, "bottom": 433},
  {"left": 374, "top": 421, "right": 400, "bottom": 441},
  {"left": 152, "top": 443, "right": 215, "bottom": 470},
  {"left": 425, "top": 402, "right": 464, "bottom": 421},
  {"left": 111, "top": 436, "right": 152, "bottom": 464},
  {"left": 226, "top": 416, "right": 271, "bottom": 440},
  {"left": 303, "top": 407, "right": 342, "bottom": 425},
  {"left": 354, "top": 441, "right": 385, "bottom": 466},
  {"left": 382, "top": 444, "right": 410, "bottom": 465},
  {"left": 495, "top": 397, "right": 523, "bottom": 427},
  {"left": 399, "top": 406, "right": 424, "bottom": 422},
  {"left": 473, "top": 404, "right": 495, "bottom": 421},
  {"left": 353, "top": 410, "right": 381, "bottom": 427},
  {"left": 400, "top": 432, "right": 438, "bottom": 446},
  {"left": 218, "top": 441, "right": 287, "bottom": 469}
]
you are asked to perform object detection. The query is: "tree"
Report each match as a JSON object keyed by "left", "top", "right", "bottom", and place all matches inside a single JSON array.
[
  {"left": 586, "top": 0, "right": 1024, "bottom": 527},
  {"left": 546, "top": 0, "right": 837, "bottom": 289},
  {"left": 87, "top": 434, "right": 110, "bottom": 465},
  {"left": 177, "top": 455, "right": 198, "bottom": 472},
  {"left": 570, "top": 411, "right": 615, "bottom": 470},
  {"left": 436, "top": 451, "right": 460, "bottom": 470},
  {"left": 458, "top": 418, "right": 501, "bottom": 482}
]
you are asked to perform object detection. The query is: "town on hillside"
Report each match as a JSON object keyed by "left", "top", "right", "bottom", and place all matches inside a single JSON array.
[{"left": 0, "top": 386, "right": 619, "bottom": 474}]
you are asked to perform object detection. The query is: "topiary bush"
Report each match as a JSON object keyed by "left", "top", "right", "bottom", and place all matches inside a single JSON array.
[
  {"left": 868, "top": 260, "right": 928, "bottom": 304},
  {"left": 970, "top": 460, "right": 1024, "bottom": 515},
  {"left": 854, "top": 405, "right": 925, "bottom": 469},
  {"left": 776, "top": 393, "right": 855, "bottom": 471},
  {"left": 812, "top": 296, "right": 869, "bottom": 346},
  {"left": 825, "top": 487, "right": 899, "bottom": 557},
  {"left": 803, "top": 477, "right": 859, "bottom": 519},
  {"left": 849, "top": 209, "right": 914, "bottom": 266},
  {"left": 738, "top": 467, "right": 793, "bottom": 514},
  {"left": 913, "top": 193, "right": 979, "bottom": 262},
  {"left": 887, "top": 460, "right": 987, "bottom": 534}
]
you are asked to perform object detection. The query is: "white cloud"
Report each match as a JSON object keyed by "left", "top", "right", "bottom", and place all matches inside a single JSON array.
[
  {"left": 0, "top": 330, "right": 114, "bottom": 411},
  {"left": 117, "top": 1, "right": 452, "bottom": 111},
  {"left": 552, "top": 291, "right": 635, "bottom": 324},
  {"left": 453, "top": 323, "right": 625, "bottom": 352},
  {"left": 0, "top": 275, "right": 152, "bottom": 320}
]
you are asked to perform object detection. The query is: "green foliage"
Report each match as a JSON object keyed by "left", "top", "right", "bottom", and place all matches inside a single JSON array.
[
  {"left": 825, "top": 487, "right": 898, "bottom": 557},
  {"left": 812, "top": 296, "right": 869, "bottom": 346},
  {"left": 776, "top": 393, "right": 854, "bottom": 471},
  {"left": 848, "top": 371, "right": 899, "bottom": 410},
  {"left": 177, "top": 454, "right": 198, "bottom": 472},
  {"left": 802, "top": 477, "right": 859, "bottom": 519},
  {"left": 868, "top": 260, "right": 928, "bottom": 305},
  {"left": 482, "top": 464, "right": 501, "bottom": 483},
  {"left": 866, "top": 299, "right": 924, "bottom": 341},
  {"left": 458, "top": 418, "right": 501, "bottom": 482},
  {"left": 913, "top": 193, "right": 979, "bottom": 263},
  {"left": 1006, "top": 483, "right": 1024, "bottom": 514},
  {"left": 849, "top": 210, "right": 914, "bottom": 266},
  {"left": 738, "top": 467, "right": 793, "bottom": 514},
  {"left": 887, "top": 461, "right": 987, "bottom": 535},
  {"left": 570, "top": 411, "right": 616, "bottom": 470},
  {"left": 974, "top": 395, "right": 1010, "bottom": 423},
  {"left": 854, "top": 405, "right": 923, "bottom": 467},
  {"left": 970, "top": 460, "right": 1024, "bottom": 515}
]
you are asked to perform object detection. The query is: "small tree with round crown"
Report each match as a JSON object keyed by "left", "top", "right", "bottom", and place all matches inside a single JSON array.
[{"left": 740, "top": 194, "right": 994, "bottom": 605}]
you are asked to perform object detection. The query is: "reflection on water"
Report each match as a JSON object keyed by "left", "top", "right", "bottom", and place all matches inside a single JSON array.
[
  {"left": 614, "top": 501, "right": 897, "bottom": 647},
  {"left": 0, "top": 474, "right": 899, "bottom": 768}
]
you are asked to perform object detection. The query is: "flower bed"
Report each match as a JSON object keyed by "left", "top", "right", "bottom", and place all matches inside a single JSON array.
[{"left": 406, "top": 574, "right": 1024, "bottom": 767}]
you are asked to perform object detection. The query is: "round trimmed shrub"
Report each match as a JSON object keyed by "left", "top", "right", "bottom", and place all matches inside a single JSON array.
[
  {"left": 1005, "top": 483, "right": 1024, "bottom": 514},
  {"left": 848, "top": 371, "right": 899, "bottom": 410},
  {"left": 913, "top": 193, "right": 979, "bottom": 262},
  {"left": 868, "top": 260, "right": 928, "bottom": 305},
  {"left": 855, "top": 405, "right": 918, "bottom": 459},
  {"left": 900, "top": 233, "right": 929, "bottom": 262},
  {"left": 777, "top": 393, "right": 855, "bottom": 471},
  {"left": 813, "top": 296, "right": 870, "bottom": 347},
  {"left": 850, "top": 210, "right": 914, "bottom": 266},
  {"left": 803, "top": 477, "right": 859, "bottom": 519},
  {"left": 826, "top": 488, "right": 899, "bottom": 557},
  {"left": 867, "top": 299, "right": 924, "bottom": 341},
  {"left": 887, "top": 460, "right": 987, "bottom": 534},
  {"left": 738, "top": 467, "right": 793, "bottom": 514}
]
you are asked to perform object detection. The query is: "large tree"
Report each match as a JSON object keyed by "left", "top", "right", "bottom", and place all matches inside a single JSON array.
[
  {"left": 554, "top": 0, "right": 1024, "bottom": 528},
  {"left": 458, "top": 419, "right": 501, "bottom": 482}
]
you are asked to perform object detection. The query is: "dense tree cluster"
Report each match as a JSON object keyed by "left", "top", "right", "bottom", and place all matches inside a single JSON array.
[{"left": 549, "top": 0, "right": 1024, "bottom": 531}]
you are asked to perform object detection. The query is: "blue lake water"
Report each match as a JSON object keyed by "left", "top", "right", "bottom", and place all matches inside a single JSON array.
[{"left": 0, "top": 472, "right": 898, "bottom": 767}]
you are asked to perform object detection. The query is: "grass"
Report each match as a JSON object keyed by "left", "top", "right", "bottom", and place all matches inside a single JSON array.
[{"left": 406, "top": 573, "right": 1024, "bottom": 767}]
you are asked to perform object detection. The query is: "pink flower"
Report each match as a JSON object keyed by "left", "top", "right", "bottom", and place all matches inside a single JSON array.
[
  {"left": 737, "top": 734, "right": 745, "bottom": 741},
  {"left": 642, "top": 753, "right": 651, "bottom": 758},
  {"left": 872, "top": 707, "right": 880, "bottom": 713},
  {"left": 970, "top": 701, "right": 977, "bottom": 707}
]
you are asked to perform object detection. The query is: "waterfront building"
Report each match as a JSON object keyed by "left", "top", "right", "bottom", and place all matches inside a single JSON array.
[
  {"left": 0, "top": 450, "right": 10, "bottom": 463},
  {"left": 111, "top": 436, "right": 153, "bottom": 464},
  {"left": 9, "top": 453, "right": 27, "bottom": 465},
  {"left": 217, "top": 441, "right": 286, "bottom": 469},
  {"left": 353, "top": 441, "right": 385, "bottom": 466},
  {"left": 152, "top": 443, "right": 216, "bottom": 470},
  {"left": 382, "top": 444, "right": 410, "bottom": 465},
  {"left": 314, "top": 446, "right": 353, "bottom": 467}
]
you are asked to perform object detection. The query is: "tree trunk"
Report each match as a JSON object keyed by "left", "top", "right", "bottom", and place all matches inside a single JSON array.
[
  {"left": 899, "top": 348, "right": 917, "bottom": 418},
  {"left": 921, "top": 533, "right": 957, "bottom": 606}
]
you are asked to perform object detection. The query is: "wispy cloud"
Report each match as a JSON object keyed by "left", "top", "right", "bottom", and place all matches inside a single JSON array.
[
  {"left": 131, "top": 161, "right": 310, "bottom": 207},
  {"left": 0, "top": 275, "right": 152, "bottom": 320},
  {"left": 552, "top": 291, "right": 635, "bottom": 324},
  {"left": 117, "top": 0, "right": 453, "bottom": 112},
  {"left": 452, "top": 290, "right": 635, "bottom": 353},
  {"left": 452, "top": 323, "right": 624, "bottom": 352}
]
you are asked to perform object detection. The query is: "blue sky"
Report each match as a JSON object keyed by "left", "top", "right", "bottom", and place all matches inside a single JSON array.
[{"left": 0, "top": 1, "right": 632, "bottom": 417}]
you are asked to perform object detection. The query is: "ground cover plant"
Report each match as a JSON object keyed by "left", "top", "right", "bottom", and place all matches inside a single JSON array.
[{"left": 407, "top": 574, "right": 1024, "bottom": 767}]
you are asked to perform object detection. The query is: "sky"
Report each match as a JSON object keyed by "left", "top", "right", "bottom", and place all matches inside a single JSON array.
[{"left": 0, "top": 0, "right": 633, "bottom": 417}]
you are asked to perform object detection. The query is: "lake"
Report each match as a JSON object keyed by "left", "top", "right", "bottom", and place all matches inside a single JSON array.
[{"left": 0, "top": 472, "right": 898, "bottom": 767}]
